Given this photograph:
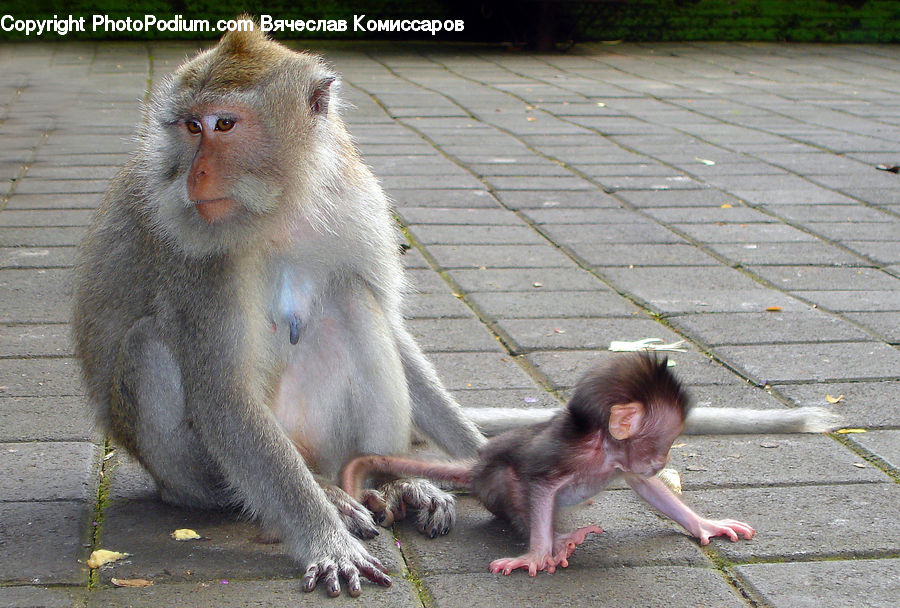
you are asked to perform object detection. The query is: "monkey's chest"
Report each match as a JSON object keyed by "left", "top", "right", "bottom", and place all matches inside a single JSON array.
[{"left": 555, "top": 474, "right": 613, "bottom": 507}]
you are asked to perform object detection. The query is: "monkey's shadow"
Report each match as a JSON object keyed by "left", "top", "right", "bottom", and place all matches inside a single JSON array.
[
  {"left": 96, "top": 453, "right": 403, "bottom": 585},
  {"left": 394, "top": 493, "right": 709, "bottom": 575}
]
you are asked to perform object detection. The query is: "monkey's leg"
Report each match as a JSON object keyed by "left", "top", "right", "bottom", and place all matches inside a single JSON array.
[
  {"left": 367, "top": 479, "right": 456, "bottom": 538},
  {"left": 114, "top": 317, "right": 225, "bottom": 508},
  {"left": 552, "top": 526, "right": 603, "bottom": 561}
]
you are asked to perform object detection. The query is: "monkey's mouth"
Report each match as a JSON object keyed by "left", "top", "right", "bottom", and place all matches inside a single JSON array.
[{"left": 194, "top": 198, "right": 237, "bottom": 223}]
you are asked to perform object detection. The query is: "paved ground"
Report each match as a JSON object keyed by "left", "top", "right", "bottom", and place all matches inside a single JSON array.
[{"left": 2, "top": 38, "right": 900, "bottom": 607}]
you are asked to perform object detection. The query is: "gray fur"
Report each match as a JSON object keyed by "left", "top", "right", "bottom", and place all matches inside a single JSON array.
[
  {"left": 464, "top": 405, "right": 841, "bottom": 436},
  {"left": 72, "top": 27, "right": 479, "bottom": 596}
]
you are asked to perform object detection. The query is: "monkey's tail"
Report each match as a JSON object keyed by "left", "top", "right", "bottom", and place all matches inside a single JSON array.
[
  {"left": 463, "top": 407, "right": 555, "bottom": 436},
  {"left": 341, "top": 455, "right": 473, "bottom": 500},
  {"left": 463, "top": 406, "right": 841, "bottom": 436},
  {"left": 683, "top": 406, "right": 841, "bottom": 434}
]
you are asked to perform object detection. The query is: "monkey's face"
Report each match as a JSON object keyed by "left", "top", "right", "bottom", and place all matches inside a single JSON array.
[
  {"left": 137, "top": 32, "right": 341, "bottom": 257},
  {"left": 623, "top": 407, "right": 684, "bottom": 477}
]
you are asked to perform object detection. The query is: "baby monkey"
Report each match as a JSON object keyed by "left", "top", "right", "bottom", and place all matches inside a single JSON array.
[{"left": 342, "top": 353, "right": 754, "bottom": 576}]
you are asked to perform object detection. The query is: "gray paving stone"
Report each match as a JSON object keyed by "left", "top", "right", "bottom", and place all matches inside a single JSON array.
[
  {"left": 844, "top": 311, "right": 900, "bottom": 343},
  {"left": 4, "top": 193, "right": 99, "bottom": 210},
  {"left": 450, "top": 268, "right": 602, "bottom": 292},
  {"left": 763, "top": 203, "right": 897, "bottom": 223},
  {"left": 406, "top": 318, "right": 504, "bottom": 352},
  {"left": 404, "top": 292, "right": 475, "bottom": 319},
  {"left": 842, "top": 240, "right": 900, "bottom": 265},
  {"left": 0, "top": 268, "right": 73, "bottom": 323},
  {"left": 706, "top": 241, "right": 867, "bottom": 266},
  {"left": 691, "top": 484, "right": 900, "bottom": 562},
  {"left": 750, "top": 266, "right": 900, "bottom": 291},
  {"left": 799, "top": 290, "right": 900, "bottom": 312},
  {"left": 775, "top": 382, "right": 900, "bottom": 430},
  {"left": 0, "top": 358, "right": 82, "bottom": 397},
  {"left": 428, "top": 352, "right": 537, "bottom": 391},
  {"left": 467, "top": 290, "right": 638, "bottom": 319},
  {"left": 0, "top": 210, "right": 94, "bottom": 227},
  {"left": 493, "top": 189, "right": 621, "bottom": 209},
  {"left": 848, "top": 430, "right": 900, "bottom": 471},
  {"left": 397, "top": 206, "right": 518, "bottom": 225},
  {"left": 0, "top": 586, "right": 83, "bottom": 608},
  {"left": 0, "top": 247, "right": 78, "bottom": 269},
  {"left": 422, "top": 567, "right": 745, "bottom": 608},
  {"left": 526, "top": 350, "right": 742, "bottom": 390},
  {"left": 97, "top": 498, "right": 405, "bottom": 588},
  {"left": 0, "top": 442, "right": 100, "bottom": 501},
  {"left": 0, "top": 227, "right": 85, "bottom": 247},
  {"left": 614, "top": 188, "right": 740, "bottom": 207},
  {"left": 495, "top": 317, "right": 684, "bottom": 352},
  {"left": 716, "top": 342, "right": 900, "bottom": 384},
  {"left": 451, "top": 388, "right": 561, "bottom": 410},
  {"left": 87, "top": 578, "right": 420, "bottom": 607},
  {"left": 426, "top": 244, "right": 576, "bottom": 269},
  {"left": 674, "top": 223, "right": 819, "bottom": 244},
  {"left": 669, "top": 311, "right": 872, "bottom": 345},
  {"left": 542, "top": 222, "right": 685, "bottom": 245},
  {"left": 0, "top": 501, "right": 92, "bottom": 585},
  {"left": 584, "top": 243, "right": 723, "bottom": 266},
  {"left": 0, "top": 323, "right": 72, "bottom": 356},
  {"left": 643, "top": 205, "right": 776, "bottom": 224},
  {"left": 736, "top": 558, "right": 900, "bottom": 608},
  {"left": 668, "top": 434, "right": 885, "bottom": 489},
  {"left": 407, "top": 224, "right": 548, "bottom": 246},
  {"left": 0, "top": 396, "right": 96, "bottom": 442}
]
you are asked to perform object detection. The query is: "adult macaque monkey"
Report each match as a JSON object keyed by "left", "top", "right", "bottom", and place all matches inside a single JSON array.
[
  {"left": 73, "top": 23, "right": 483, "bottom": 597},
  {"left": 342, "top": 354, "right": 755, "bottom": 576},
  {"left": 73, "top": 20, "right": 834, "bottom": 598}
]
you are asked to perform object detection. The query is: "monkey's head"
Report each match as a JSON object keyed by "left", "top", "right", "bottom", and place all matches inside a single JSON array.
[
  {"left": 138, "top": 19, "right": 348, "bottom": 257},
  {"left": 567, "top": 353, "right": 691, "bottom": 476}
]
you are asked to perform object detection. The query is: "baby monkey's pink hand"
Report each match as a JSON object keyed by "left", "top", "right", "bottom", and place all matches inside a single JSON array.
[{"left": 694, "top": 518, "right": 755, "bottom": 545}]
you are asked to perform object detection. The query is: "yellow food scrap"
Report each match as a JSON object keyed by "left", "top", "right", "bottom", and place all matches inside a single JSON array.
[
  {"left": 171, "top": 528, "right": 202, "bottom": 541},
  {"left": 87, "top": 549, "right": 128, "bottom": 568},
  {"left": 111, "top": 578, "right": 153, "bottom": 588},
  {"left": 835, "top": 428, "right": 866, "bottom": 434},
  {"left": 825, "top": 394, "right": 844, "bottom": 404},
  {"left": 765, "top": 306, "right": 783, "bottom": 312},
  {"left": 657, "top": 468, "right": 682, "bottom": 494}
]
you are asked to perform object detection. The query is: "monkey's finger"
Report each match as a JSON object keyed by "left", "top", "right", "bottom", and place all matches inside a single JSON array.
[
  {"left": 339, "top": 562, "right": 361, "bottom": 597},
  {"left": 324, "top": 564, "right": 340, "bottom": 597},
  {"left": 289, "top": 317, "right": 301, "bottom": 345},
  {"left": 301, "top": 565, "right": 319, "bottom": 592},
  {"left": 356, "top": 559, "right": 392, "bottom": 586}
]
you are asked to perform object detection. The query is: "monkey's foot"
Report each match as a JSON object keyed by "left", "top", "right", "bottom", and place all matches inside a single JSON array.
[
  {"left": 489, "top": 552, "right": 564, "bottom": 577},
  {"left": 370, "top": 478, "right": 456, "bottom": 538},
  {"left": 321, "top": 485, "right": 380, "bottom": 540},
  {"left": 552, "top": 525, "right": 603, "bottom": 560},
  {"left": 301, "top": 537, "right": 391, "bottom": 598}
]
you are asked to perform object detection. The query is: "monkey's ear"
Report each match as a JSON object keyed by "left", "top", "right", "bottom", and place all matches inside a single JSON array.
[
  {"left": 309, "top": 76, "right": 336, "bottom": 116},
  {"left": 608, "top": 401, "right": 645, "bottom": 440}
]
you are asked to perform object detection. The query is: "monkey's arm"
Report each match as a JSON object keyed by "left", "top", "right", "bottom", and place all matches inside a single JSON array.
[
  {"left": 187, "top": 361, "right": 390, "bottom": 596},
  {"left": 395, "top": 328, "right": 486, "bottom": 457},
  {"left": 624, "top": 474, "right": 754, "bottom": 545}
]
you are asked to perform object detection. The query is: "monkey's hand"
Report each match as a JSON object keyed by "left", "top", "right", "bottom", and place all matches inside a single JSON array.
[
  {"left": 366, "top": 478, "right": 456, "bottom": 538},
  {"left": 692, "top": 518, "right": 755, "bottom": 546},
  {"left": 300, "top": 535, "right": 391, "bottom": 597},
  {"left": 321, "top": 484, "right": 380, "bottom": 540},
  {"left": 489, "top": 552, "right": 564, "bottom": 577}
]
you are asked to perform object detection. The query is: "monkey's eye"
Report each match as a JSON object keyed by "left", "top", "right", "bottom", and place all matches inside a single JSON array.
[
  {"left": 215, "top": 118, "right": 235, "bottom": 132},
  {"left": 185, "top": 120, "right": 201, "bottom": 134}
]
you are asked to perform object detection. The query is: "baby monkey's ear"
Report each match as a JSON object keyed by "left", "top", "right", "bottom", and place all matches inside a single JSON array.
[{"left": 608, "top": 401, "right": 645, "bottom": 440}]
